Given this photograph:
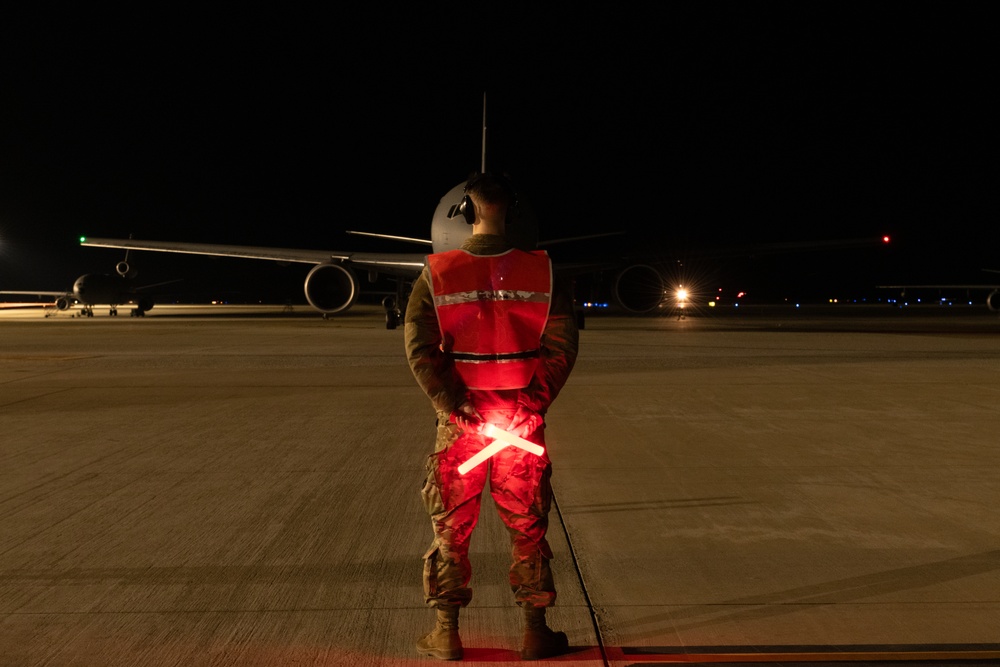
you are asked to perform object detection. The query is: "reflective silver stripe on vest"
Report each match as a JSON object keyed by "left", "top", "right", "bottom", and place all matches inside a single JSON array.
[
  {"left": 448, "top": 349, "right": 540, "bottom": 363},
  {"left": 434, "top": 289, "right": 551, "bottom": 307}
]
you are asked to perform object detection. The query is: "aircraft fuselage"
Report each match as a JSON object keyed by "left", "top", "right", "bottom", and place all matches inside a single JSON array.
[
  {"left": 430, "top": 181, "right": 540, "bottom": 253},
  {"left": 69, "top": 274, "right": 152, "bottom": 316}
]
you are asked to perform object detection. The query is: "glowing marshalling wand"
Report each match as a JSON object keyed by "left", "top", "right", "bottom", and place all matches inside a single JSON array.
[{"left": 458, "top": 423, "right": 545, "bottom": 475}]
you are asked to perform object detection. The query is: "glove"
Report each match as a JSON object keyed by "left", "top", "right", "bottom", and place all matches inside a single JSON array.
[
  {"left": 449, "top": 402, "right": 484, "bottom": 433},
  {"left": 507, "top": 404, "right": 542, "bottom": 439}
]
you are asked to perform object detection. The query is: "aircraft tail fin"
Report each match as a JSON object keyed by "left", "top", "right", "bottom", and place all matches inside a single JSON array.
[{"left": 481, "top": 92, "right": 487, "bottom": 174}]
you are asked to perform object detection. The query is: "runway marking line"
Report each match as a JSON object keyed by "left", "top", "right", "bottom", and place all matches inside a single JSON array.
[{"left": 613, "top": 643, "right": 1000, "bottom": 663}]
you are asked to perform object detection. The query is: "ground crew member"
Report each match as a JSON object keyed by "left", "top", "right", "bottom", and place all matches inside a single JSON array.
[{"left": 404, "top": 172, "right": 579, "bottom": 660}]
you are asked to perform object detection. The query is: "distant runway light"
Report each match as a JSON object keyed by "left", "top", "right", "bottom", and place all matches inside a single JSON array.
[{"left": 883, "top": 235, "right": 891, "bottom": 243}]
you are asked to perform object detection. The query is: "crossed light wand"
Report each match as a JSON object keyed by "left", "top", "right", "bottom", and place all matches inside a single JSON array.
[{"left": 457, "top": 423, "right": 545, "bottom": 475}]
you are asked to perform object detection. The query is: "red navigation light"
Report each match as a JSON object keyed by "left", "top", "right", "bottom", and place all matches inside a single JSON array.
[{"left": 882, "top": 235, "right": 891, "bottom": 243}]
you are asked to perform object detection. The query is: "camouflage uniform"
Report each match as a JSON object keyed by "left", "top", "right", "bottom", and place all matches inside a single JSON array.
[{"left": 405, "top": 233, "right": 579, "bottom": 610}]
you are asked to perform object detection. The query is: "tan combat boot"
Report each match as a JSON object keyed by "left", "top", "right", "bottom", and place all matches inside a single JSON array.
[
  {"left": 521, "top": 605, "right": 569, "bottom": 660},
  {"left": 415, "top": 606, "right": 463, "bottom": 660}
]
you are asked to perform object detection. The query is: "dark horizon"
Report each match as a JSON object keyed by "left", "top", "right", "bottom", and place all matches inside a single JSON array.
[{"left": 2, "top": 5, "right": 996, "bottom": 306}]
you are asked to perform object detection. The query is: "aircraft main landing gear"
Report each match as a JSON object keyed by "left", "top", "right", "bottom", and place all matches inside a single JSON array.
[
  {"left": 383, "top": 278, "right": 412, "bottom": 330},
  {"left": 383, "top": 296, "right": 401, "bottom": 330}
]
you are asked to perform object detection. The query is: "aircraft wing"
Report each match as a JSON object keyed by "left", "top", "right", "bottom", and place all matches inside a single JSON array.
[
  {"left": 0, "top": 290, "right": 69, "bottom": 297},
  {"left": 877, "top": 273, "right": 1000, "bottom": 312},
  {"left": 878, "top": 269, "right": 1000, "bottom": 291},
  {"left": 878, "top": 284, "right": 1000, "bottom": 290},
  {"left": 80, "top": 237, "right": 427, "bottom": 276},
  {"left": 0, "top": 291, "right": 71, "bottom": 311}
]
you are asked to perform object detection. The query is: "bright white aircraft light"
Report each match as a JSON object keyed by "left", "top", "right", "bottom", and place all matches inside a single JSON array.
[{"left": 458, "top": 423, "right": 545, "bottom": 475}]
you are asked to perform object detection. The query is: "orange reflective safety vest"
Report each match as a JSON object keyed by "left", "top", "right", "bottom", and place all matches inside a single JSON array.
[{"left": 427, "top": 248, "right": 553, "bottom": 391}]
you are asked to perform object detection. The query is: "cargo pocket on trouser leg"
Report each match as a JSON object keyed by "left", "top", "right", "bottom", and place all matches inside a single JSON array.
[
  {"left": 422, "top": 544, "right": 445, "bottom": 607},
  {"left": 421, "top": 451, "right": 445, "bottom": 517},
  {"left": 422, "top": 541, "right": 475, "bottom": 608},
  {"left": 509, "top": 535, "right": 556, "bottom": 607}
]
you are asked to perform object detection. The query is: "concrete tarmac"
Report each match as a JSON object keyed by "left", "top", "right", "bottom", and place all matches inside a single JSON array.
[{"left": 1, "top": 304, "right": 999, "bottom": 666}]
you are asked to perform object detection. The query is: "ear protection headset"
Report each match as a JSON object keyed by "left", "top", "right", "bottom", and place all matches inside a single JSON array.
[{"left": 460, "top": 172, "right": 518, "bottom": 225}]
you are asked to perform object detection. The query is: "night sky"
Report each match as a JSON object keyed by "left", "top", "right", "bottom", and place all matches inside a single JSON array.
[{"left": 1, "top": 4, "right": 996, "bottom": 305}]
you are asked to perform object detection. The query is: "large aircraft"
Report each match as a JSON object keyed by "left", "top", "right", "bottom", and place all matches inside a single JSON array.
[
  {"left": 79, "top": 99, "right": 660, "bottom": 328},
  {"left": 879, "top": 269, "right": 1000, "bottom": 311},
  {"left": 1, "top": 255, "right": 177, "bottom": 317},
  {"left": 79, "top": 186, "right": 649, "bottom": 328},
  {"left": 78, "top": 99, "right": 887, "bottom": 327}
]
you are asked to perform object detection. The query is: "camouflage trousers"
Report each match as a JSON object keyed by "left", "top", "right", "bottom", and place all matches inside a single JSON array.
[{"left": 420, "top": 407, "right": 555, "bottom": 609}]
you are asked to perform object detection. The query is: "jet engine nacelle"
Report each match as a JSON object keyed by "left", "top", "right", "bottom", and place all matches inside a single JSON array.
[
  {"left": 613, "top": 264, "right": 666, "bottom": 314},
  {"left": 116, "top": 261, "right": 138, "bottom": 279},
  {"left": 55, "top": 297, "right": 73, "bottom": 310},
  {"left": 304, "top": 263, "right": 358, "bottom": 314},
  {"left": 987, "top": 289, "right": 1000, "bottom": 312}
]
